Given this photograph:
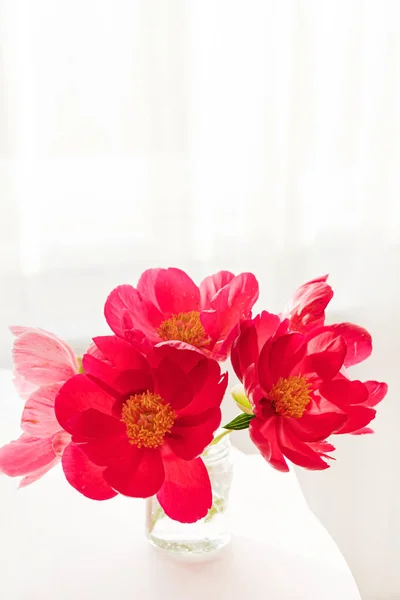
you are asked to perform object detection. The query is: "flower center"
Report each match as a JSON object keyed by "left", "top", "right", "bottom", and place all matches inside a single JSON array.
[
  {"left": 269, "top": 375, "right": 311, "bottom": 418},
  {"left": 157, "top": 310, "right": 209, "bottom": 348},
  {"left": 121, "top": 391, "right": 176, "bottom": 448}
]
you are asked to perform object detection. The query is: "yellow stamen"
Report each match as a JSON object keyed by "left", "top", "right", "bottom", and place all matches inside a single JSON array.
[
  {"left": 270, "top": 375, "right": 311, "bottom": 418},
  {"left": 121, "top": 391, "right": 176, "bottom": 448},
  {"left": 157, "top": 310, "right": 209, "bottom": 348}
]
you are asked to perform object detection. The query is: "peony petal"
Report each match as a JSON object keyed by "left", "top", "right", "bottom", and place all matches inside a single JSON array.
[
  {"left": 12, "top": 330, "right": 77, "bottom": 386},
  {"left": 199, "top": 271, "right": 235, "bottom": 309},
  {"left": 166, "top": 407, "right": 221, "bottom": 460},
  {"left": 153, "top": 358, "right": 193, "bottom": 411},
  {"left": 13, "top": 373, "right": 37, "bottom": 400},
  {"left": 257, "top": 337, "right": 275, "bottom": 392},
  {"left": 21, "top": 382, "right": 63, "bottom": 437},
  {"left": 153, "top": 268, "right": 200, "bottom": 315},
  {"left": 285, "top": 276, "right": 332, "bottom": 333},
  {"left": 364, "top": 381, "right": 388, "bottom": 407},
  {"left": 200, "top": 272, "right": 259, "bottom": 355},
  {"left": 249, "top": 416, "right": 289, "bottom": 472},
  {"left": 320, "top": 379, "right": 369, "bottom": 408},
  {"left": 304, "top": 329, "right": 347, "bottom": 380},
  {"left": 149, "top": 343, "right": 206, "bottom": 373},
  {"left": 19, "top": 457, "right": 60, "bottom": 488},
  {"left": 70, "top": 409, "right": 124, "bottom": 443},
  {"left": 0, "top": 434, "right": 56, "bottom": 477},
  {"left": 104, "top": 284, "right": 163, "bottom": 340},
  {"left": 178, "top": 358, "right": 227, "bottom": 417},
  {"left": 52, "top": 431, "right": 71, "bottom": 455},
  {"left": 104, "top": 446, "right": 164, "bottom": 498},
  {"left": 276, "top": 420, "right": 330, "bottom": 470},
  {"left": 286, "top": 411, "right": 347, "bottom": 442},
  {"left": 336, "top": 405, "right": 376, "bottom": 434},
  {"left": 92, "top": 336, "right": 149, "bottom": 372},
  {"left": 268, "top": 332, "right": 307, "bottom": 381},
  {"left": 157, "top": 455, "right": 212, "bottom": 523},
  {"left": 62, "top": 443, "right": 118, "bottom": 500},
  {"left": 329, "top": 323, "right": 372, "bottom": 367},
  {"left": 55, "top": 374, "right": 116, "bottom": 434}
]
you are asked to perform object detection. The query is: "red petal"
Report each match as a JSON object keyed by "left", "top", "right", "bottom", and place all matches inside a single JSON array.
[
  {"left": 112, "top": 369, "right": 154, "bottom": 397},
  {"left": 320, "top": 379, "right": 369, "bottom": 408},
  {"left": 153, "top": 357, "right": 193, "bottom": 410},
  {"left": 55, "top": 374, "right": 115, "bottom": 434},
  {"left": 286, "top": 410, "right": 347, "bottom": 442},
  {"left": 179, "top": 358, "right": 227, "bottom": 417},
  {"left": 104, "top": 284, "right": 163, "bottom": 339},
  {"left": 364, "top": 381, "right": 388, "bottom": 407},
  {"left": 276, "top": 421, "right": 330, "bottom": 470},
  {"left": 304, "top": 329, "right": 347, "bottom": 380},
  {"left": 153, "top": 268, "right": 200, "bottom": 314},
  {"left": 200, "top": 272, "right": 259, "bottom": 349},
  {"left": 21, "top": 382, "right": 63, "bottom": 437},
  {"left": 257, "top": 337, "right": 275, "bottom": 392},
  {"left": 268, "top": 332, "right": 307, "bottom": 381},
  {"left": 167, "top": 407, "right": 221, "bottom": 460},
  {"left": 199, "top": 271, "right": 235, "bottom": 309},
  {"left": 70, "top": 409, "right": 124, "bottom": 442},
  {"left": 157, "top": 456, "right": 212, "bottom": 523},
  {"left": 82, "top": 353, "right": 120, "bottom": 389},
  {"left": 92, "top": 336, "right": 149, "bottom": 372},
  {"left": 104, "top": 446, "right": 164, "bottom": 498},
  {"left": 62, "top": 443, "right": 117, "bottom": 500},
  {"left": 249, "top": 416, "right": 289, "bottom": 472},
  {"left": 286, "top": 276, "right": 332, "bottom": 333},
  {"left": 0, "top": 434, "right": 56, "bottom": 476},
  {"left": 149, "top": 343, "right": 206, "bottom": 373},
  {"left": 329, "top": 323, "right": 372, "bottom": 367},
  {"left": 336, "top": 405, "right": 376, "bottom": 434}
]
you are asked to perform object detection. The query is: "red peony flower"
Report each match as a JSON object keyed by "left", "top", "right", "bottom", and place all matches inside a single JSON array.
[
  {"left": 283, "top": 275, "right": 372, "bottom": 367},
  {"left": 231, "top": 312, "right": 383, "bottom": 471},
  {"left": 104, "top": 268, "right": 259, "bottom": 361},
  {"left": 54, "top": 337, "right": 227, "bottom": 523}
]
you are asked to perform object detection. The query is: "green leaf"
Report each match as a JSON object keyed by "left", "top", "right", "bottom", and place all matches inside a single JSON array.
[{"left": 223, "top": 413, "right": 255, "bottom": 430}]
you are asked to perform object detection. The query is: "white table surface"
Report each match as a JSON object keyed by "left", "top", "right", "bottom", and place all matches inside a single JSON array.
[{"left": 0, "top": 369, "right": 361, "bottom": 600}]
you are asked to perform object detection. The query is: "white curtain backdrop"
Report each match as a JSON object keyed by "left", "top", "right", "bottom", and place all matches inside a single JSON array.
[{"left": 0, "top": 1, "right": 399, "bottom": 598}]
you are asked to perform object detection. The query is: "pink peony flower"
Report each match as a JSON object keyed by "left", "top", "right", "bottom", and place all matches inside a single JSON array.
[
  {"left": 104, "top": 268, "right": 259, "bottom": 361},
  {"left": 283, "top": 275, "right": 372, "bottom": 367},
  {"left": 0, "top": 327, "right": 77, "bottom": 486}
]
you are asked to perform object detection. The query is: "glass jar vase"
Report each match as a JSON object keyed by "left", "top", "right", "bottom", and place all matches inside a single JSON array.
[{"left": 145, "top": 434, "right": 233, "bottom": 558}]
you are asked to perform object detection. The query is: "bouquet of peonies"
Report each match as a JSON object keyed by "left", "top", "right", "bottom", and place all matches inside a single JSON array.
[{"left": 0, "top": 270, "right": 387, "bottom": 524}]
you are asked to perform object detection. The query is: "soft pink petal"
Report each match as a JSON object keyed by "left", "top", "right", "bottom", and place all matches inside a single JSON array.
[
  {"left": 62, "top": 443, "right": 118, "bottom": 500},
  {"left": 0, "top": 434, "right": 57, "bottom": 477},
  {"left": 21, "top": 382, "right": 63, "bottom": 437},
  {"left": 157, "top": 455, "right": 212, "bottom": 523},
  {"left": 12, "top": 330, "right": 78, "bottom": 386},
  {"left": 13, "top": 373, "right": 37, "bottom": 400},
  {"left": 153, "top": 268, "right": 200, "bottom": 315},
  {"left": 199, "top": 271, "right": 235, "bottom": 310},
  {"left": 19, "top": 457, "right": 60, "bottom": 488}
]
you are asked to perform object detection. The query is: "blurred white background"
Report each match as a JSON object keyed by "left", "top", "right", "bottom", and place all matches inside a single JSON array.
[{"left": 0, "top": 1, "right": 399, "bottom": 598}]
